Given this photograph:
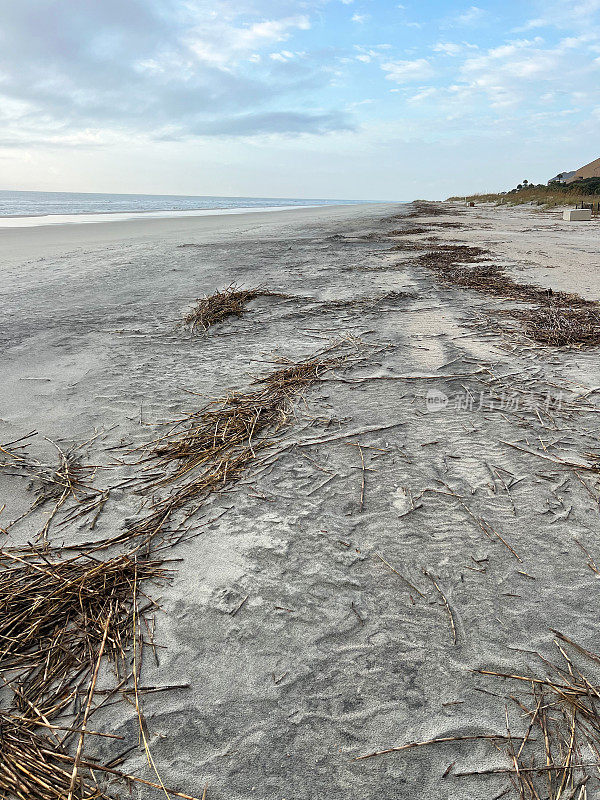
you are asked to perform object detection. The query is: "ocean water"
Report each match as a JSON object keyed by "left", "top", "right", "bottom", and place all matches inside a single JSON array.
[{"left": 0, "top": 190, "right": 364, "bottom": 228}]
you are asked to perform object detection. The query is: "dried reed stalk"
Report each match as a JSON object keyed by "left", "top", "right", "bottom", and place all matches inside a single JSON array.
[
  {"left": 0, "top": 713, "right": 106, "bottom": 800},
  {"left": 0, "top": 548, "right": 166, "bottom": 719}
]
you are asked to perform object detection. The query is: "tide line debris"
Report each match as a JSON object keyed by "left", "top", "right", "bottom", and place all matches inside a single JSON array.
[
  {"left": 118, "top": 344, "right": 355, "bottom": 549},
  {"left": 412, "top": 242, "right": 600, "bottom": 347},
  {"left": 0, "top": 340, "right": 361, "bottom": 798}
]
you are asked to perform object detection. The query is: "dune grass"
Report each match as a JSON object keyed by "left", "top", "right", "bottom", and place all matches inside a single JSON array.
[
  {"left": 448, "top": 184, "right": 600, "bottom": 208},
  {"left": 448, "top": 181, "right": 600, "bottom": 209}
]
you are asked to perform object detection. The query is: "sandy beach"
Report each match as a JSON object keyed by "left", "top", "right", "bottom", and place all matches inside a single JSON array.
[{"left": 3, "top": 200, "right": 600, "bottom": 799}]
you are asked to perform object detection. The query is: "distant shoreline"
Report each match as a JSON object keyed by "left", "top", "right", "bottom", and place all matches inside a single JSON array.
[
  {"left": 0, "top": 190, "right": 392, "bottom": 228},
  {"left": 0, "top": 201, "right": 402, "bottom": 270},
  {"left": 0, "top": 203, "right": 332, "bottom": 228}
]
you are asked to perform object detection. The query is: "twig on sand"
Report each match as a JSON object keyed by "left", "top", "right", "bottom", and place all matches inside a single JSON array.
[
  {"left": 295, "top": 422, "right": 404, "bottom": 448},
  {"left": 501, "top": 440, "right": 597, "bottom": 471},
  {"left": 347, "top": 443, "right": 368, "bottom": 512},
  {"left": 322, "top": 371, "right": 482, "bottom": 384},
  {"left": 374, "top": 553, "right": 425, "bottom": 598},
  {"left": 357, "top": 443, "right": 366, "bottom": 511},
  {"left": 423, "top": 569, "right": 457, "bottom": 645},
  {"left": 432, "top": 484, "right": 521, "bottom": 561},
  {"left": 355, "top": 734, "right": 519, "bottom": 761}
]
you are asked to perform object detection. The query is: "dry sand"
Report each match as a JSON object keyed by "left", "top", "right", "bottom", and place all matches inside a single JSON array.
[{"left": 2, "top": 201, "right": 600, "bottom": 799}]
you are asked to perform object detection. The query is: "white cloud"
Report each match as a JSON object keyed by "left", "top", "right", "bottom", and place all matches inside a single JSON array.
[
  {"left": 189, "top": 15, "right": 311, "bottom": 66},
  {"left": 354, "top": 45, "right": 392, "bottom": 64},
  {"left": 381, "top": 58, "right": 434, "bottom": 83},
  {"left": 269, "top": 50, "right": 295, "bottom": 61},
  {"left": 346, "top": 99, "right": 375, "bottom": 109},
  {"left": 408, "top": 87, "right": 437, "bottom": 103},
  {"left": 516, "top": 0, "right": 600, "bottom": 32},
  {"left": 514, "top": 18, "right": 547, "bottom": 32},
  {"left": 454, "top": 6, "right": 486, "bottom": 26},
  {"left": 451, "top": 34, "right": 600, "bottom": 110},
  {"left": 351, "top": 13, "right": 370, "bottom": 23},
  {"left": 434, "top": 42, "right": 478, "bottom": 56},
  {"left": 0, "top": 4, "right": 351, "bottom": 144}
]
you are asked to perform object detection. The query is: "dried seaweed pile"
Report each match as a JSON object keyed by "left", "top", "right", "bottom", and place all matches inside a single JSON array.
[
  {"left": 417, "top": 244, "right": 491, "bottom": 270},
  {"left": 0, "top": 433, "right": 108, "bottom": 539},
  {"left": 0, "top": 547, "right": 170, "bottom": 799},
  {"left": 476, "top": 632, "right": 600, "bottom": 798},
  {"left": 416, "top": 244, "right": 600, "bottom": 347},
  {"left": 183, "top": 285, "right": 285, "bottom": 332},
  {"left": 520, "top": 305, "right": 600, "bottom": 347},
  {"left": 429, "top": 221, "right": 468, "bottom": 229},
  {"left": 385, "top": 226, "right": 431, "bottom": 237},
  {"left": 386, "top": 222, "right": 464, "bottom": 239},
  {"left": 121, "top": 349, "right": 349, "bottom": 547}
]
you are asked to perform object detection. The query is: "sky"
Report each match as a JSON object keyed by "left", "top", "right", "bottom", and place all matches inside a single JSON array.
[{"left": 1, "top": 0, "right": 600, "bottom": 200}]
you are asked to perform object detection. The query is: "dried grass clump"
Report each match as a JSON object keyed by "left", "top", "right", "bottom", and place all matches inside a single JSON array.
[
  {"left": 0, "top": 714, "right": 104, "bottom": 800},
  {"left": 521, "top": 305, "right": 600, "bottom": 347},
  {"left": 0, "top": 548, "right": 165, "bottom": 717},
  {"left": 0, "top": 546, "right": 170, "bottom": 800},
  {"left": 476, "top": 632, "right": 600, "bottom": 799},
  {"left": 0, "top": 433, "right": 108, "bottom": 539},
  {"left": 183, "top": 284, "right": 284, "bottom": 332}
]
